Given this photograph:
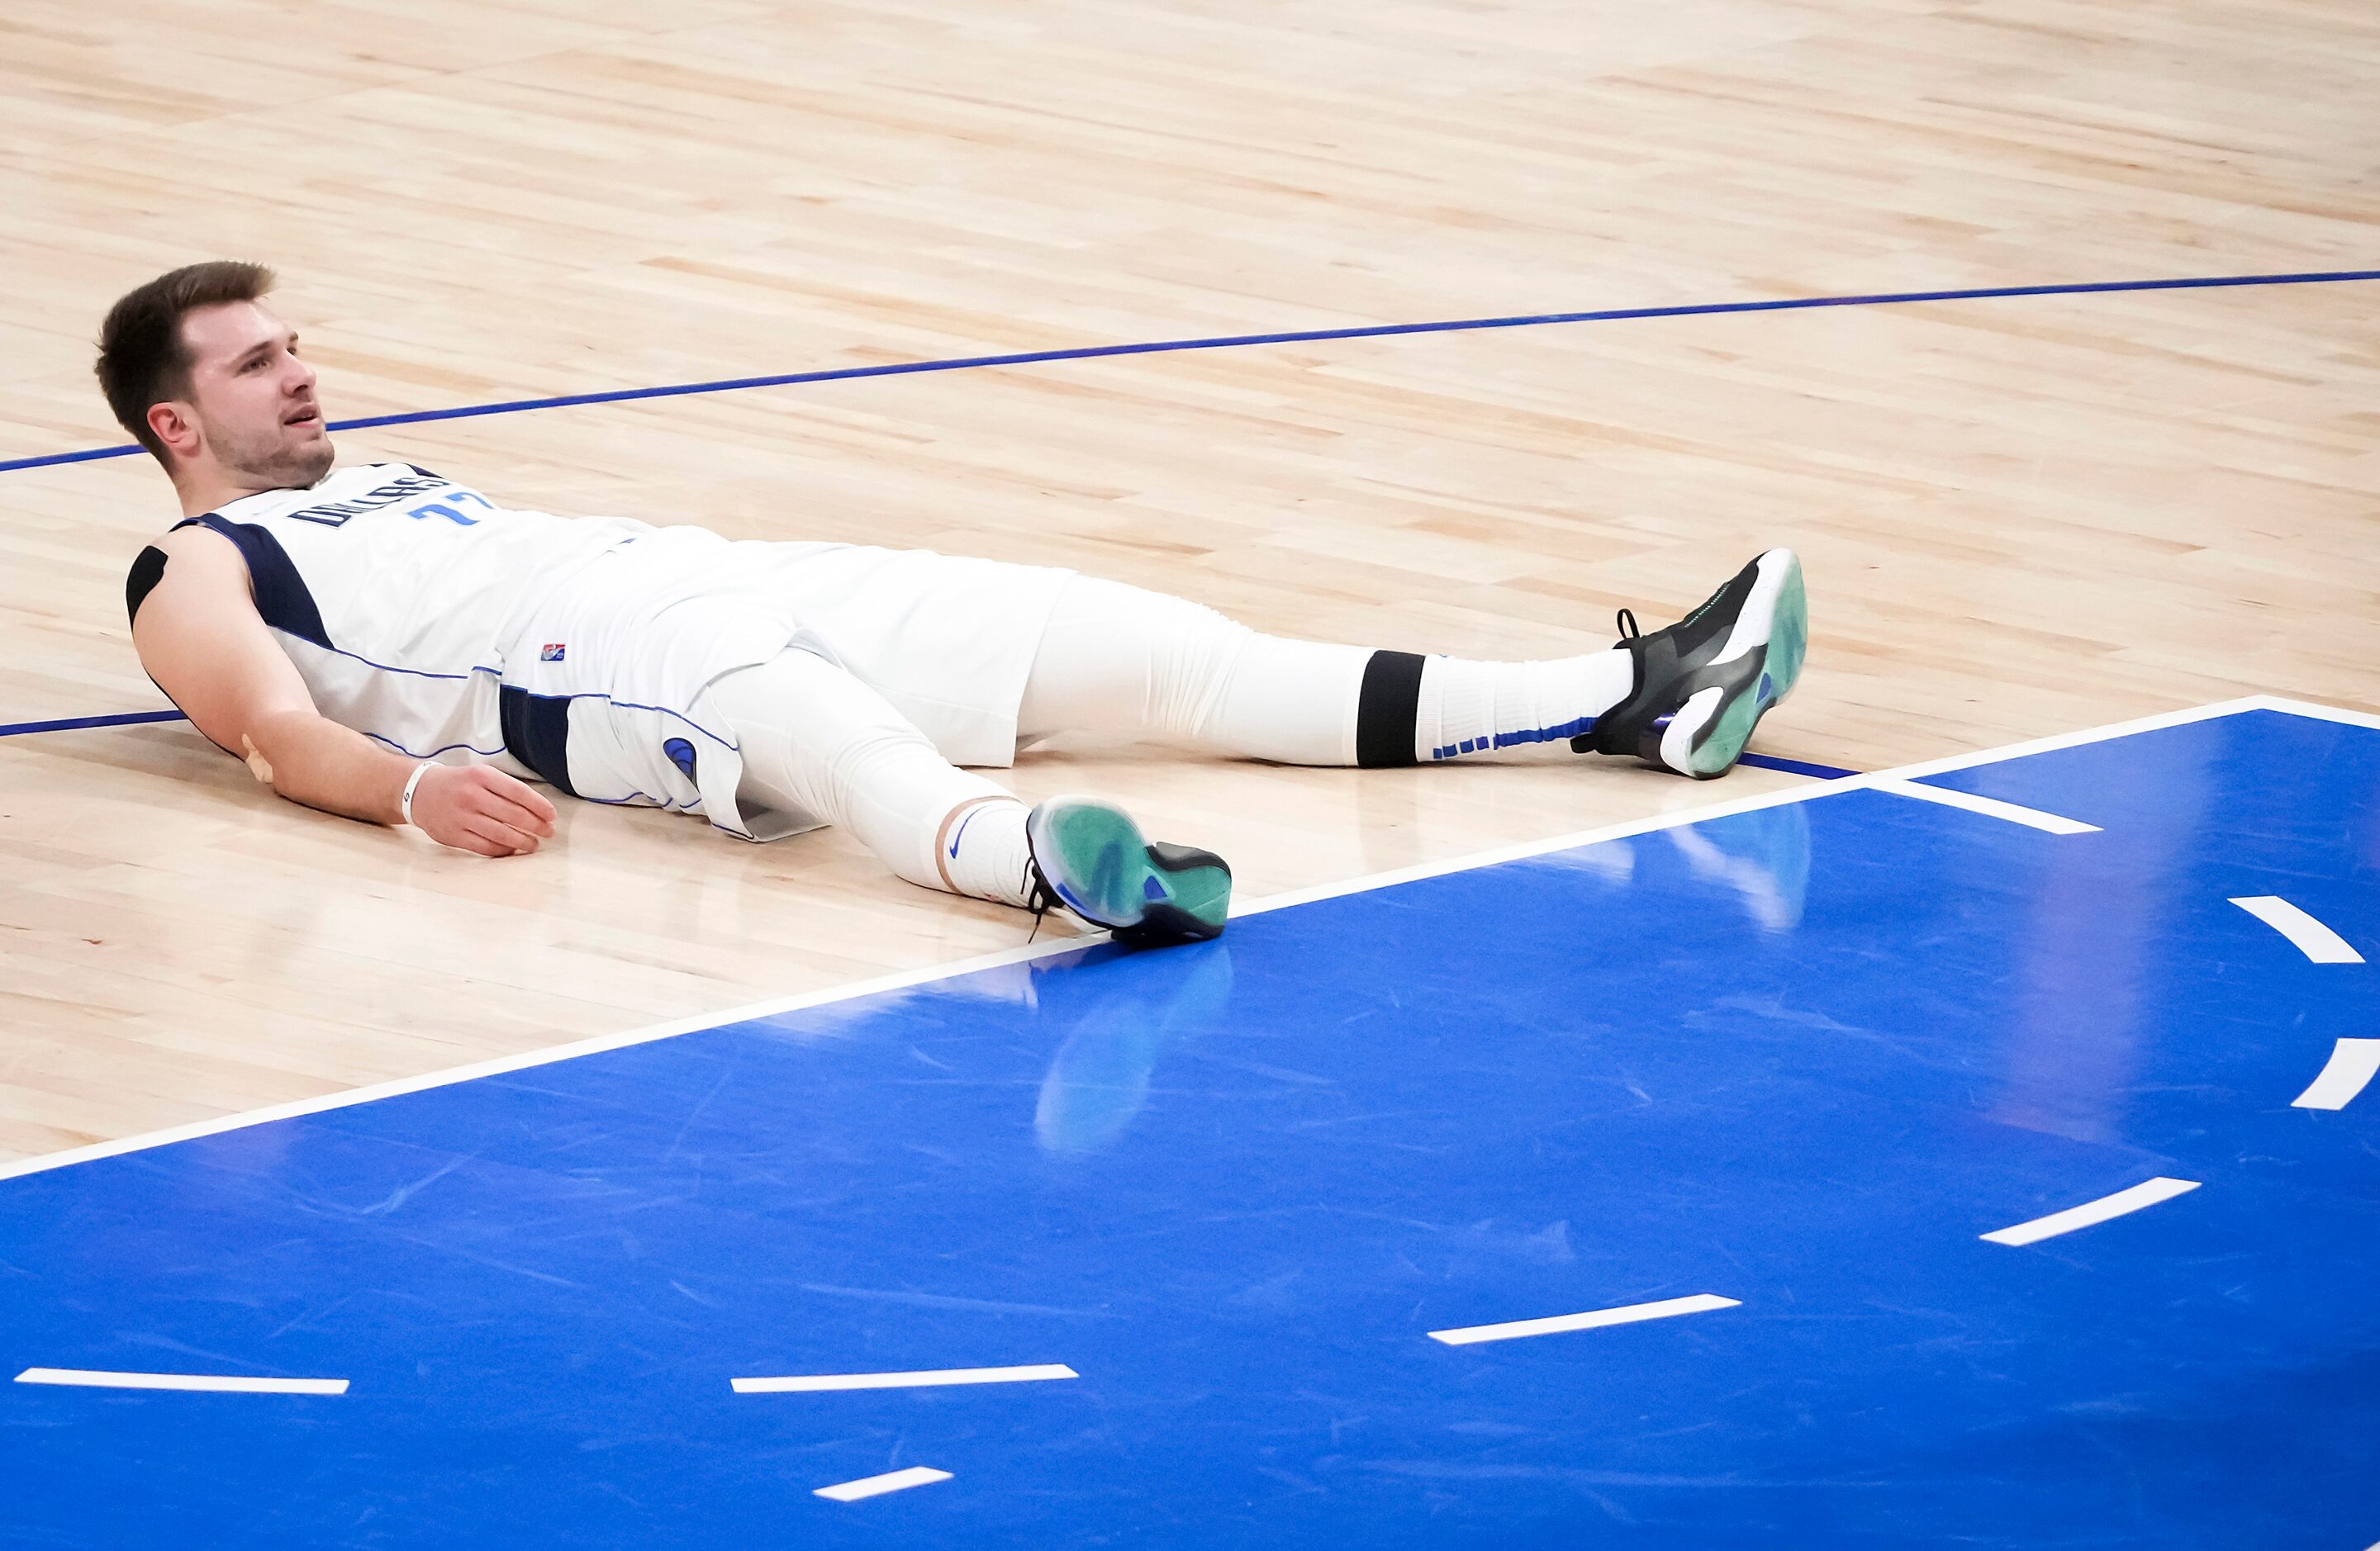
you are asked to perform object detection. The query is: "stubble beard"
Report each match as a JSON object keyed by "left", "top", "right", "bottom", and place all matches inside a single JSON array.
[{"left": 214, "top": 418, "right": 336, "bottom": 492}]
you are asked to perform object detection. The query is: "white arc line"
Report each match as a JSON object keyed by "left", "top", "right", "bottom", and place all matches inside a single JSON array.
[
  {"left": 815, "top": 1466, "right": 952, "bottom": 1502},
  {"left": 1428, "top": 1292, "right": 1740, "bottom": 1346},
  {"left": 15, "top": 1367, "right": 348, "bottom": 1395},
  {"left": 1980, "top": 1177, "right": 2200, "bottom": 1246},
  {"left": 2293, "top": 1039, "right": 2380, "bottom": 1110},
  {"left": 734, "top": 1363, "right": 1076, "bottom": 1394},
  {"left": 1869, "top": 777, "right": 2099, "bottom": 834},
  {"left": 2230, "top": 896, "right": 2364, "bottom": 964},
  {"left": 7, "top": 698, "right": 2352, "bottom": 1188}
]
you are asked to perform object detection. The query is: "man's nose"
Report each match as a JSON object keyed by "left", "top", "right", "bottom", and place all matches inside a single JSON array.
[{"left": 285, "top": 353, "right": 318, "bottom": 392}]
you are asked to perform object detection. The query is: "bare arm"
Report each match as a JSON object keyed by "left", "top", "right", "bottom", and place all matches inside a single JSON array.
[{"left": 131, "top": 528, "right": 556, "bottom": 856}]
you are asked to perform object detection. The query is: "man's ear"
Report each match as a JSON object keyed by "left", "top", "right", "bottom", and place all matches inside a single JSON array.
[{"left": 146, "top": 401, "right": 198, "bottom": 459}]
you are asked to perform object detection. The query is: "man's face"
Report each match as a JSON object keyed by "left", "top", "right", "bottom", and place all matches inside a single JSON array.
[{"left": 167, "top": 301, "right": 334, "bottom": 489}]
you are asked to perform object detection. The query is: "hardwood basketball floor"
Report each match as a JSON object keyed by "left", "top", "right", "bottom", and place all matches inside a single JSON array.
[{"left": 2, "top": 0, "right": 2374, "bottom": 1161}]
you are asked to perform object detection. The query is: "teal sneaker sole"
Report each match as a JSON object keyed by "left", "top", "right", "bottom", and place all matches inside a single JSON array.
[
  {"left": 1028, "top": 799, "right": 1232, "bottom": 946},
  {"left": 1683, "top": 558, "right": 1808, "bottom": 779}
]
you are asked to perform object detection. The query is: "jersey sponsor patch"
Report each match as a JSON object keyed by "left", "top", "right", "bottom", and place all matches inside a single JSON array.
[
  {"left": 540, "top": 643, "right": 567, "bottom": 662},
  {"left": 663, "top": 738, "right": 696, "bottom": 781}
]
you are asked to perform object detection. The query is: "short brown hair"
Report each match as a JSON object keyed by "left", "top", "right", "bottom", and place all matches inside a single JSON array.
[{"left": 94, "top": 261, "right": 278, "bottom": 462}]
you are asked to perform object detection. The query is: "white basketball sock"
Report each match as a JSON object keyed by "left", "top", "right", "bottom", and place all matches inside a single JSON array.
[
  {"left": 1411, "top": 651, "right": 1637, "bottom": 761},
  {"left": 935, "top": 796, "right": 1037, "bottom": 907}
]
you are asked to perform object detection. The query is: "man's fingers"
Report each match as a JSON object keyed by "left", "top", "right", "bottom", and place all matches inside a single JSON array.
[
  {"left": 460, "top": 814, "right": 539, "bottom": 856},
  {"left": 515, "top": 780, "right": 558, "bottom": 825},
  {"left": 479, "top": 785, "right": 558, "bottom": 838},
  {"left": 410, "top": 766, "right": 553, "bottom": 853},
  {"left": 475, "top": 766, "right": 558, "bottom": 826},
  {"left": 447, "top": 813, "right": 538, "bottom": 861},
  {"left": 450, "top": 826, "right": 511, "bottom": 858}
]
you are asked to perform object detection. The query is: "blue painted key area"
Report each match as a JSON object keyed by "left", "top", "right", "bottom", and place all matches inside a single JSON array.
[{"left": 3, "top": 706, "right": 2374, "bottom": 1548}]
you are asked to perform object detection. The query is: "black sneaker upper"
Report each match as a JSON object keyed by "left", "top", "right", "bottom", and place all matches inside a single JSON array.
[{"left": 1574, "top": 555, "right": 1765, "bottom": 764}]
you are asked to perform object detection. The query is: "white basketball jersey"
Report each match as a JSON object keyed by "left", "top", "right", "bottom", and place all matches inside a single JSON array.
[
  {"left": 178, "top": 463, "right": 648, "bottom": 764},
  {"left": 169, "top": 461, "right": 1076, "bottom": 840}
]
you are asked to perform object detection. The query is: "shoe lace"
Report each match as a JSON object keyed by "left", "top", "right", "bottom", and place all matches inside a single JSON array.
[
  {"left": 1024, "top": 859, "right": 1055, "bottom": 943},
  {"left": 1614, "top": 607, "right": 1641, "bottom": 642}
]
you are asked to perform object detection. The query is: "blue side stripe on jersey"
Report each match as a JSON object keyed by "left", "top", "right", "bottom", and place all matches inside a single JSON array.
[
  {"left": 264, "top": 646, "right": 744, "bottom": 758},
  {"left": 173, "top": 515, "right": 332, "bottom": 650},
  {"left": 312, "top": 647, "right": 488, "bottom": 684},
  {"left": 362, "top": 733, "right": 509, "bottom": 761}
]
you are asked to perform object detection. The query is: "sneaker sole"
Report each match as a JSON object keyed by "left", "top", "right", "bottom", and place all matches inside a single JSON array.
[
  {"left": 1664, "top": 553, "right": 1808, "bottom": 778},
  {"left": 1028, "top": 799, "right": 1231, "bottom": 944}
]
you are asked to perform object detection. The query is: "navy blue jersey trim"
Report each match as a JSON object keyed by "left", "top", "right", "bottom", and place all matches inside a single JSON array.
[
  {"left": 498, "top": 686, "right": 578, "bottom": 798},
  {"left": 173, "top": 515, "right": 332, "bottom": 650}
]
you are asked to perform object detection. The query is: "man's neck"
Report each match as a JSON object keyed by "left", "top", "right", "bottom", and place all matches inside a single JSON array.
[{"left": 172, "top": 467, "right": 311, "bottom": 521}]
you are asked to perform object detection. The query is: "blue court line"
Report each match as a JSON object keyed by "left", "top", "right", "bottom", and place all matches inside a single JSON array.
[
  {"left": 0, "top": 709, "right": 188, "bottom": 737},
  {"left": 1736, "top": 751, "right": 1855, "bottom": 779},
  {"left": 0, "top": 704, "right": 1861, "bottom": 779},
  {"left": 3, "top": 268, "right": 2374, "bottom": 476}
]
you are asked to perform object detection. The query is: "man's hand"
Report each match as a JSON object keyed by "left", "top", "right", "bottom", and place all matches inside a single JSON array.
[
  {"left": 409, "top": 765, "right": 558, "bottom": 856},
  {"left": 133, "top": 527, "right": 566, "bottom": 857}
]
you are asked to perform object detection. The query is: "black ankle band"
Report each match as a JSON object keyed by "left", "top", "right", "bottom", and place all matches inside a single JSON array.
[{"left": 1355, "top": 650, "right": 1426, "bottom": 768}]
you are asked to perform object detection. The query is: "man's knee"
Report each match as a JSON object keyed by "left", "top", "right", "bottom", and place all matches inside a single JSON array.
[{"left": 1142, "top": 604, "right": 1255, "bottom": 739}]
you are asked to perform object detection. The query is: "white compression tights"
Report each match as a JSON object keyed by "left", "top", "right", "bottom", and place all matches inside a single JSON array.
[
  {"left": 708, "top": 573, "right": 1637, "bottom": 906},
  {"left": 1015, "top": 578, "right": 1374, "bottom": 762},
  {"left": 1016, "top": 576, "right": 1637, "bottom": 765},
  {"left": 705, "top": 650, "right": 1039, "bottom": 905}
]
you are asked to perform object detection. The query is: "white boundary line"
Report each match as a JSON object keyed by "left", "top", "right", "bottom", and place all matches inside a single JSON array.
[
  {"left": 2293, "top": 1039, "right": 2380, "bottom": 1111},
  {"left": 1229, "top": 694, "right": 2334, "bottom": 916},
  {"left": 815, "top": 1465, "right": 951, "bottom": 1502},
  {"left": 0, "top": 694, "right": 2362, "bottom": 1185},
  {"left": 2230, "top": 895, "right": 2366, "bottom": 965},
  {"left": 15, "top": 1367, "right": 348, "bottom": 1395},
  {"left": 1979, "top": 1177, "right": 2202, "bottom": 1246},
  {"left": 1428, "top": 1292, "right": 1740, "bottom": 1346},
  {"left": 734, "top": 1363, "right": 1076, "bottom": 1394},
  {"left": 1867, "top": 777, "right": 2099, "bottom": 835}
]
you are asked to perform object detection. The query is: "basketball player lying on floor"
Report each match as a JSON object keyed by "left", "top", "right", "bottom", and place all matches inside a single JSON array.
[{"left": 102, "top": 262, "right": 1809, "bottom": 948}]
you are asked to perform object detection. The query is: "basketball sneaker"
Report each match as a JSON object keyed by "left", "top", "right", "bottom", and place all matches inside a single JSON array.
[
  {"left": 1575, "top": 548, "right": 1808, "bottom": 779},
  {"left": 1026, "top": 796, "right": 1233, "bottom": 947}
]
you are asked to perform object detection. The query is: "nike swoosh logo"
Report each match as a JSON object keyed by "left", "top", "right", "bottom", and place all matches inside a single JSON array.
[{"left": 948, "top": 809, "right": 978, "bottom": 858}]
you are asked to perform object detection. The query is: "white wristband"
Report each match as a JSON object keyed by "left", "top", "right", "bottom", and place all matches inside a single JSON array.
[{"left": 399, "top": 761, "right": 433, "bottom": 828}]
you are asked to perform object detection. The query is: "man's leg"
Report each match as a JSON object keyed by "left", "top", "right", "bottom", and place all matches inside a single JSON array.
[
  {"left": 709, "top": 649, "right": 1231, "bottom": 943},
  {"left": 1020, "top": 576, "right": 1638, "bottom": 766},
  {"left": 1014, "top": 549, "right": 1806, "bottom": 776},
  {"left": 710, "top": 648, "right": 1038, "bottom": 905}
]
